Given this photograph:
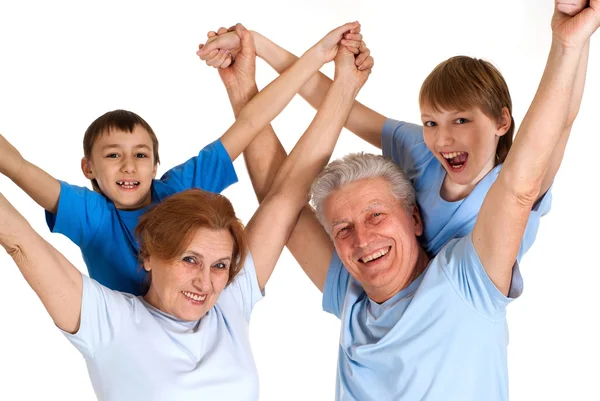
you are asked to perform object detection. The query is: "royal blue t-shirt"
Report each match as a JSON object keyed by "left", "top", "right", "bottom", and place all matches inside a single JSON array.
[{"left": 46, "top": 139, "right": 237, "bottom": 295}]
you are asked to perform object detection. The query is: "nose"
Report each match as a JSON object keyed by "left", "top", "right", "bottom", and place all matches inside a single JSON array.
[
  {"left": 435, "top": 125, "right": 454, "bottom": 148},
  {"left": 353, "top": 224, "right": 373, "bottom": 250},
  {"left": 193, "top": 266, "right": 213, "bottom": 293},
  {"left": 120, "top": 155, "right": 136, "bottom": 174}
]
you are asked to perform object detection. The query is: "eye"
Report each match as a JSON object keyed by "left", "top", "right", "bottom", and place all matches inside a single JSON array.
[
  {"left": 424, "top": 121, "right": 436, "bottom": 127},
  {"left": 183, "top": 256, "right": 197, "bottom": 264},
  {"left": 335, "top": 226, "right": 352, "bottom": 239},
  {"left": 106, "top": 153, "right": 119, "bottom": 159},
  {"left": 136, "top": 153, "right": 148, "bottom": 158},
  {"left": 454, "top": 118, "right": 468, "bottom": 124},
  {"left": 213, "top": 262, "right": 229, "bottom": 270},
  {"left": 370, "top": 212, "right": 385, "bottom": 224}
]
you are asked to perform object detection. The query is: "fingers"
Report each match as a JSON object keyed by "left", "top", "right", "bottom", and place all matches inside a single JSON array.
[
  {"left": 359, "top": 55, "right": 374, "bottom": 72},
  {"left": 197, "top": 44, "right": 220, "bottom": 62},
  {"left": 217, "top": 26, "right": 228, "bottom": 35},
  {"left": 331, "top": 21, "right": 361, "bottom": 39},
  {"left": 355, "top": 44, "right": 371, "bottom": 69},
  {"left": 556, "top": 0, "right": 589, "bottom": 16},
  {"left": 206, "top": 49, "right": 231, "bottom": 68}
]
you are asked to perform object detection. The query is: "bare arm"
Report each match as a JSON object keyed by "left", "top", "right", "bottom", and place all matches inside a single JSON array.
[
  {"left": 539, "top": 39, "right": 589, "bottom": 195},
  {"left": 0, "top": 192, "right": 82, "bottom": 333},
  {"left": 0, "top": 134, "right": 60, "bottom": 213},
  {"left": 252, "top": 31, "right": 387, "bottom": 149},
  {"left": 245, "top": 36, "right": 373, "bottom": 290},
  {"left": 473, "top": 3, "right": 599, "bottom": 295},
  {"left": 198, "top": 23, "right": 359, "bottom": 162}
]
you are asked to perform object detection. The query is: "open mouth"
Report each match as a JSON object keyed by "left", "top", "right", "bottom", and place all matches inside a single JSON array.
[
  {"left": 358, "top": 246, "right": 391, "bottom": 264},
  {"left": 441, "top": 151, "right": 468, "bottom": 171},
  {"left": 116, "top": 180, "right": 140, "bottom": 189},
  {"left": 182, "top": 290, "right": 207, "bottom": 303}
]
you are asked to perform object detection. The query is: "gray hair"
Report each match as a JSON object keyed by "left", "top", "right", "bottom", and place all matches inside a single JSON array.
[{"left": 310, "top": 153, "right": 416, "bottom": 236}]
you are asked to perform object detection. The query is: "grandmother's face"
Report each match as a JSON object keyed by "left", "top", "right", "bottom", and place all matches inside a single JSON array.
[
  {"left": 323, "top": 177, "right": 423, "bottom": 303},
  {"left": 143, "top": 227, "right": 234, "bottom": 321}
]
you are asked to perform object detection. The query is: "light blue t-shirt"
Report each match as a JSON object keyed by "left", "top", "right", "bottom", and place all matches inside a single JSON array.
[
  {"left": 381, "top": 119, "right": 552, "bottom": 256},
  {"left": 46, "top": 139, "right": 238, "bottom": 295},
  {"left": 63, "top": 253, "right": 263, "bottom": 401},
  {"left": 323, "top": 233, "right": 522, "bottom": 401}
]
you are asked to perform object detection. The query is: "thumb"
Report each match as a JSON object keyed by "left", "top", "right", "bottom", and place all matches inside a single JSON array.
[{"left": 236, "top": 23, "right": 256, "bottom": 58}]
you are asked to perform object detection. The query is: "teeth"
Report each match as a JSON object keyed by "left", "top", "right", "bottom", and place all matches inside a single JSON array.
[
  {"left": 450, "top": 163, "right": 464, "bottom": 169},
  {"left": 442, "top": 151, "right": 465, "bottom": 159},
  {"left": 360, "top": 247, "right": 390, "bottom": 263},
  {"left": 117, "top": 181, "right": 139, "bottom": 188},
  {"left": 182, "top": 291, "right": 206, "bottom": 302}
]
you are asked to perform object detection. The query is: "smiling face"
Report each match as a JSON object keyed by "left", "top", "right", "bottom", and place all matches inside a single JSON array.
[
  {"left": 81, "top": 125, "right": 158, "bottom": 210},
  {"left": 420, "top": 104, "right": 510, "bottom": 199},
  {"left": 324, "top": 177, "right": 427, "bottom": 303},
  {"left": 143, "top": 227, "right": 234, "bottom": 321}
]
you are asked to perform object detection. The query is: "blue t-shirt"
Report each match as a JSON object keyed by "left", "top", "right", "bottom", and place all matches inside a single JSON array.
[
  {"left": 62, "top": 253, "right": 263, "bottom": 401},
  {"left": 323, "top": 233, "right": 522, "bottom": 401},
  {"left": 381, "top": 119, "right": 552, "bottom": 256},
  {"left": 46, "top": 139, "right": 237, "bottom": 295}
]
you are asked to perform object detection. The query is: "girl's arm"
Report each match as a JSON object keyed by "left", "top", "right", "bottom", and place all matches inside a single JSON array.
[{"left": 0, "top": 192, "right": 82, "bottom": 333}]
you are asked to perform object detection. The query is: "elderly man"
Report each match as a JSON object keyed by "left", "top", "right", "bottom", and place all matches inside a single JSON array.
[{"left": 201, "top": 1, "right": 598, "bottom": 399}]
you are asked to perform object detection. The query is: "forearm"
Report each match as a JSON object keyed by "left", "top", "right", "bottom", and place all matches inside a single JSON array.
[
  {"left": 220, "top": 45, "right": 324, "bottom": 160},
  {"left": 253, "top": 31, "right": 386, "bottom": 148},
  {"left": 502, "top": 40, "right": 582, "bottom": 198},
  {"left": 269, "top": 78, "right": 360, "bottom": 200},
  {"left": 0, "top": 193, "right": 82, "bottom": 333},
  {"left": 0, "top": 134, "right": 60, "bottom": 213}
]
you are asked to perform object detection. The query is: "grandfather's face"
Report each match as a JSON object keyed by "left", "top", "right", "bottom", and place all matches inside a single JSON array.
[
  {"left": 323, "top": 177, "right": 424, "bottom": 303},
  {"left": 143, "top": 227, "right": 233, "bottom": 321}
]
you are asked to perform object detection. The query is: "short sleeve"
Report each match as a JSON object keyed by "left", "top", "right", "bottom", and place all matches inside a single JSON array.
[
  {"left": 225, "top": 252, "right": 263, "bottom": 321},
  {"left": 322, "top": 250, "right": 352, "bottom": 319},
  {"left": 519, "top": 186, "right": 552, "bottom": 260},
  {"left": 438, "top": 233, "right": 521, "bottom": 320},
  {"left": 45, "top": 181, "right": 107, "bottom": 248},
  {"left": 381, "top": 119, "right": 433, "bottom": 186},
  {"left": 159, "top": 139, "right": 238, "bottom": 194},
  {"left": 61, "top": 275, "right": 132, "bottom": 359}
]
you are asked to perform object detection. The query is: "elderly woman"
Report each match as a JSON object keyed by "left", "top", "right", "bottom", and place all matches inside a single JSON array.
[{"left": 0, "top": 23, "right": 373, "bottom": 401}]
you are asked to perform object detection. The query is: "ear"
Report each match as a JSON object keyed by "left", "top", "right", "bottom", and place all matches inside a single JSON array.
[
  {"left": 143, "top": 257, "right": 152, "bottom": 272},
  {"left": 412, "top": 205, "right": 424, "bottom": 237},
  {"left": 495, "top": 107, "right": 512, "bottom": 137},
  {"left": 81, "top": 157, "right": 95, "bottom": 179}
]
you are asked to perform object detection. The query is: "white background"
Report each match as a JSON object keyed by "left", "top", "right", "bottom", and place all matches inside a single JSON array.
[{"left": 0, "top": 0, "right": 598, "bottom": 400}]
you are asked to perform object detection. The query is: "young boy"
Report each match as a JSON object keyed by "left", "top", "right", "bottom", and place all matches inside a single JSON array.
[{"left": 0, "top": 23, "right": 361, "bottom": 296}]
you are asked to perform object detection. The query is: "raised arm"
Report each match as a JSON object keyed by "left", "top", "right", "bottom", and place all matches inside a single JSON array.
[
  {"left": 472, "top": 2, "right": 599, "bottom": 295},
  {"left": 0, "top": 134, "right": 60, "bottom": 213},
  {"left": 539, "top": 0, "right": 591, "bottom": 196},
  {"left": 243, "top": 33, "right": 373, "bottom": 290},
  {"left": 200, "top": 25, "right": 386, "bottom": 148},
  {"left": 197, "top": 22, "right": 360, "bottom": 162},
  {"left": 0, "top": 192, "right": 82, "bottom": 333}
]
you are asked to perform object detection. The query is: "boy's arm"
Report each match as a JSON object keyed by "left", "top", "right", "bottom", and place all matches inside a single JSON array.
[
  {"left": 472, "top": 2, "right": 599, "bottom": 296},
  {"left": 0, "top": 134, "right": 60, "bottom": 213},
  {"left": 252, "top": 31, "right": 387, "bottom": 149},
  {"left": 0, "top": 192, "right": 83, "bottom": 333}
]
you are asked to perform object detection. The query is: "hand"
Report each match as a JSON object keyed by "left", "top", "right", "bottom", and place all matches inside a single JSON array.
[
  {"left": 315, "top": 21, "right": 361, "bottom": 63},
  {"left": 197, "top": 23, "right": 257, "bottom": 94},
  {"left": 552, "top": 0, "right": 600, "bottom": 48},
  {"left": 334, "top": 39, "right": 374, "bottom": 90}
]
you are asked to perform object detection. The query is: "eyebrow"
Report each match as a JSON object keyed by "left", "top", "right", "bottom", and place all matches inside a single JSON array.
[
  {"left": 331, "top": 201, "right": 386, "bottom": 228},
  {"left": 186, "top": 250, "right": 232, "bottom": 262},
  {"left": 101, "top": 144, "right": 152, "bottom": 151}
]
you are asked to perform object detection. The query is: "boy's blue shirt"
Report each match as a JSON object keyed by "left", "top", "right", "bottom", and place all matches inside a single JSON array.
[{"left": 46, "top": 139, "right": 238, "bottom": 295}]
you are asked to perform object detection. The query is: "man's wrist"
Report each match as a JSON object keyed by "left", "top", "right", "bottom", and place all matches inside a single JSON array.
[{"left": 227, "top": 84, "right": 259, "bottom": 116}]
